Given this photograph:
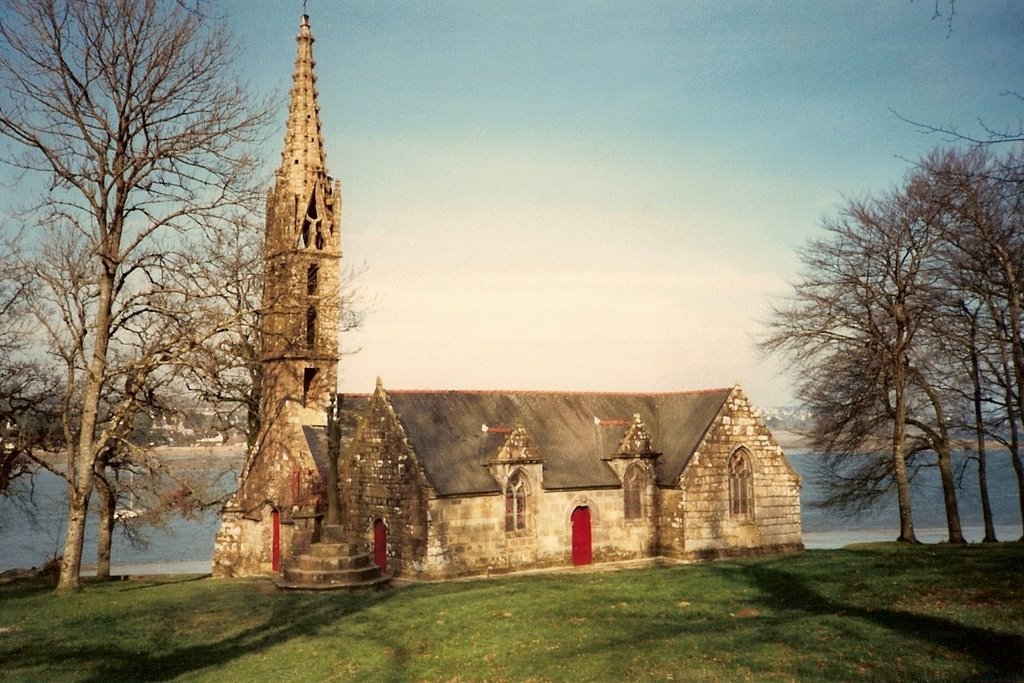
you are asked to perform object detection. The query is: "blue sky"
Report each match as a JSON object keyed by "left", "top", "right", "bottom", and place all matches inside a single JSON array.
[{"left": 228, "top": 1, "right": 1024, "bottom": 406}]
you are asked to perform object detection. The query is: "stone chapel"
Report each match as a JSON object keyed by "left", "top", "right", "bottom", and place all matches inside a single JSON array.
[{"left": 212, "top": 15, "right": 803, "bottom": 584}]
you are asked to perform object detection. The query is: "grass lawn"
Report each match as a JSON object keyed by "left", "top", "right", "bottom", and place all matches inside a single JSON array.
[{"left": 1, "top": 543, "right": 1022, "bottom": 682}]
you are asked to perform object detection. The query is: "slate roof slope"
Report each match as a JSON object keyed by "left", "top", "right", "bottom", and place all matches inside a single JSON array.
[
  {"left": 302, "top": 397, "right": 369, "bottom": 478},
  {"left": 383, "top": 389, "right": 733, "bottom": 497}
]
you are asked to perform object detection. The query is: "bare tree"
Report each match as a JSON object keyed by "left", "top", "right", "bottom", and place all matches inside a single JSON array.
[
  {"left": 0, "top": 241, "right": 62, "bottom": 495},
  {"left": 762, "top": 164, "right": 982, "bottom": 543},
  {"left": 0, "top": 0, "right": 271, "bottom": 591},
  {"left": 762, "top": 184, "right": 933, "bottom": 542},
  {"left": 768, "top": 144, "right": 1024, "bottom": 543},
  {"left": 175, "top": 213, "right": 265, "bottom": 451},
  {"left": 921, "top": 146, "right": 1024, "bottom": 539}
]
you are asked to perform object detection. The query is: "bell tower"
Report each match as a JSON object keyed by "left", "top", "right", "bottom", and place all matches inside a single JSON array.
[
  {"left": 213, "top": 14, "right": 341, "bottom": 577},
  {"left": 261, "top": 13, "right": 341, "bottom": 427}
]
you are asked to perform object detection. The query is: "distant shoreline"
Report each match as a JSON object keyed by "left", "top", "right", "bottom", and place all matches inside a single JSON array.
[
  {"left": 768, "top": 429, "right": 1010, "bottom": 453},
  {"left": 771, "top": 429, "right": 811, "bottom": 450},
  {"left": 33, "top": 444, "right": 247, "bottom": 469},
  {"left": 150, "top": 444, "right": 246, "bottom": 462}
]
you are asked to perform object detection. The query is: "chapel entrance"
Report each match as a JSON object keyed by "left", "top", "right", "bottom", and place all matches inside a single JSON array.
[
  {"left": 373, "top": 518, "right": 387, "bottom": 572},
  {"left": 571, "top": 506, "right": 592, "bottom": 566},
  {"left": 271, "top": 509, "right": 281, "bottom": 573}
]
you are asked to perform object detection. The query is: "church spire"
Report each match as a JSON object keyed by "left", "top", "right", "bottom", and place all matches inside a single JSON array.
[
  {"left": 259, "top": 10, "right": 341, "bottom": 424},
  {"left": 280, "top": 14, "right": 327, "bottom": 192}
]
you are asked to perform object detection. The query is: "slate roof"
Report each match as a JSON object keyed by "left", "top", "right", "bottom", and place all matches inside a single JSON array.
[
  {"left": 302, "top": 397, "right": 368, "bottom": 478},
  {"left": 381, "top": 389, "right": 733, "bottom": 497}
]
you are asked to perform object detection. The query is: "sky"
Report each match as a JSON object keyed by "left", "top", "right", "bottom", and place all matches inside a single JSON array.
[{"left": 225, "top": 1, "right": 1024, "bottom": 407}]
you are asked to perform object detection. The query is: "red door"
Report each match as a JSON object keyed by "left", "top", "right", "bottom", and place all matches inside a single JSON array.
[
  {"left": 271, "top": 509, "right": 281, "bottom": 573},
  {"left": 373, "top": 518, "right": 387, "bottom": 572},
  {"left": 571, "top": 506, "right": 592, "bottom": 566}
]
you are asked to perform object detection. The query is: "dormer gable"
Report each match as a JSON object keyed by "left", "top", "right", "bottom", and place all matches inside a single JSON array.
[
  {"left": 484, "top": 421, "right": 544, "bottom": 491},
  {"left": 613, "top": 413, "right": 660, "bottom": 459},
  {"left": 491, "top": 421, "right": 542, "bottom": 464},
  {"left": 597, "top": 413, "right": 661, "bottom": 462},
  {"left": 599, "top": 413, "right": 661, "bottom": 484}
]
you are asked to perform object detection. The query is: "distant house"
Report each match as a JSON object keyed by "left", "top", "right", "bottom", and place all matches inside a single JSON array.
[{"left": 212, "top": 14, "right": 802, "bottom": 582}]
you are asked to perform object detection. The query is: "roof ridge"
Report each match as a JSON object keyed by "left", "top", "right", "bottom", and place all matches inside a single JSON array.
[{"left": 381, "top": 387, "right": 733, "bottom": 397}]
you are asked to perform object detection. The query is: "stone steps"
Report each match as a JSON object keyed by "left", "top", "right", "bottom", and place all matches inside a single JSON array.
[
  {"left": 275, "top": 524, "right": 389, "bottom": 591},
  {"left": 294, "top": 552, "right": 372, "bottom": 572},
  {"left": 281, "top": 564, "right": 385, "bottom": 585}
]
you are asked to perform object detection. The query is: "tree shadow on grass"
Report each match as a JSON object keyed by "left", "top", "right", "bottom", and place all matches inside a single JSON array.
[
  {"left": 733, "top": 562, "right": 1024, "bottom": 678},
  {"left": 0, "top": 578, "right": 56, "bottom": 602},
  {"left": 99, "top": 573, "right": 210, "bottom": 591},
  {"left": 95, "top": 587, "right": 399, "bottom": 682},
  {"left": 4, "top": 580, "right": 399, "bottom": 682}
]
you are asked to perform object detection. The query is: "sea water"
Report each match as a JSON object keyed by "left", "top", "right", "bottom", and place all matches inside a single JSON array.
[
  {"left": 0, "top": 454, "right": 236, "bottom": 574},
  {"left": 1, "top": 449, "right": 1021, "bottom": 574}
]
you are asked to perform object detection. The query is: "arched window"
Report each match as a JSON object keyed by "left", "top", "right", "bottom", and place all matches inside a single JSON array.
[
  {"left": 505, "top": 471, "right": 527, "bottom": 532},
  {"left": 729, "top": 449, "right": 754, "bottom": 518},
  {"left": 623, "top": 464, "right": 644, "bottom": 520}
]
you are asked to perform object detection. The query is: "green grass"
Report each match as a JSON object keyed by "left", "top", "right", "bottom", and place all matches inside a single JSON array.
[{"left": 1, "top": 544, "right": 1022, "bottom": 682}]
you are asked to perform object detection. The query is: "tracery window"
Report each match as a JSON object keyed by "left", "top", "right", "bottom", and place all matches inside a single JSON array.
[
  {"left": 623, "top": 464, "right": 643, "bottom": 520},
  {"left": 505, "top": 471, "right": 527, "bottom": 532},
  {"left": 299, "top": 190, "right": 320, "bottom": 250},
  {"left": 729, "top": 449, "right": 754, "bottom": 518}
]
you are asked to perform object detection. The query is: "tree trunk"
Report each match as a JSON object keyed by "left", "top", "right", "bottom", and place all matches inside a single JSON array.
[
  {"left": 975, "top": 443, "right": 997, "bottom": 543},
  {"left": 1009, "top": 431, "right": 1024, "bottom": 543},
  {"left": 996, "top": 318, "right": 1024, "bottom": 541},
  {"left": 1007, "top": 309, "right": 1024, "bottom": 541},
  {"left": 1004, "top": 363, "right": 1024, "bottom": 542},
  {"left": 1002, "top": 270, "right": 1024, "bottom": 449},
  {"left": 892, "top": 444, "right": 916, "bottom": 542},
  {"left": 95, "top": 474, "right": 116, "bottom": 579},
  {"left": 57, "top": 482, "right": 90, "bottom": 591},
  {"left": 914, "top": 372, "right": 965, "bottom": 544},
  {"left": 57, "top": 268, "right": 116, "bottom": 592},
  {"left": 892, "top": 365, "right": 917, "bottom": 543},
  {"left": 934, "top": 441, "right": 966, "bottom": 544},
  {"left": 967, "top": 311, "right": 996, "bottom": 542}
]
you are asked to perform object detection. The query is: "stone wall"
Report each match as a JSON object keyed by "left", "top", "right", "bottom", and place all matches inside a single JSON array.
[
  {"left": 340, "top": 389, "right": 432, "bottom": 577},
  {"left": 657, "top": 488, "right": 687, "bottom": 558},
  {"left": 212, "top": 412, "right": 323, "bottom": 577},
  {"left": 415, "top": 484, "right": 659, "bottom": 579},
  {"left": 674, "top": 388, "right": 803, "bottom": 558}
]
